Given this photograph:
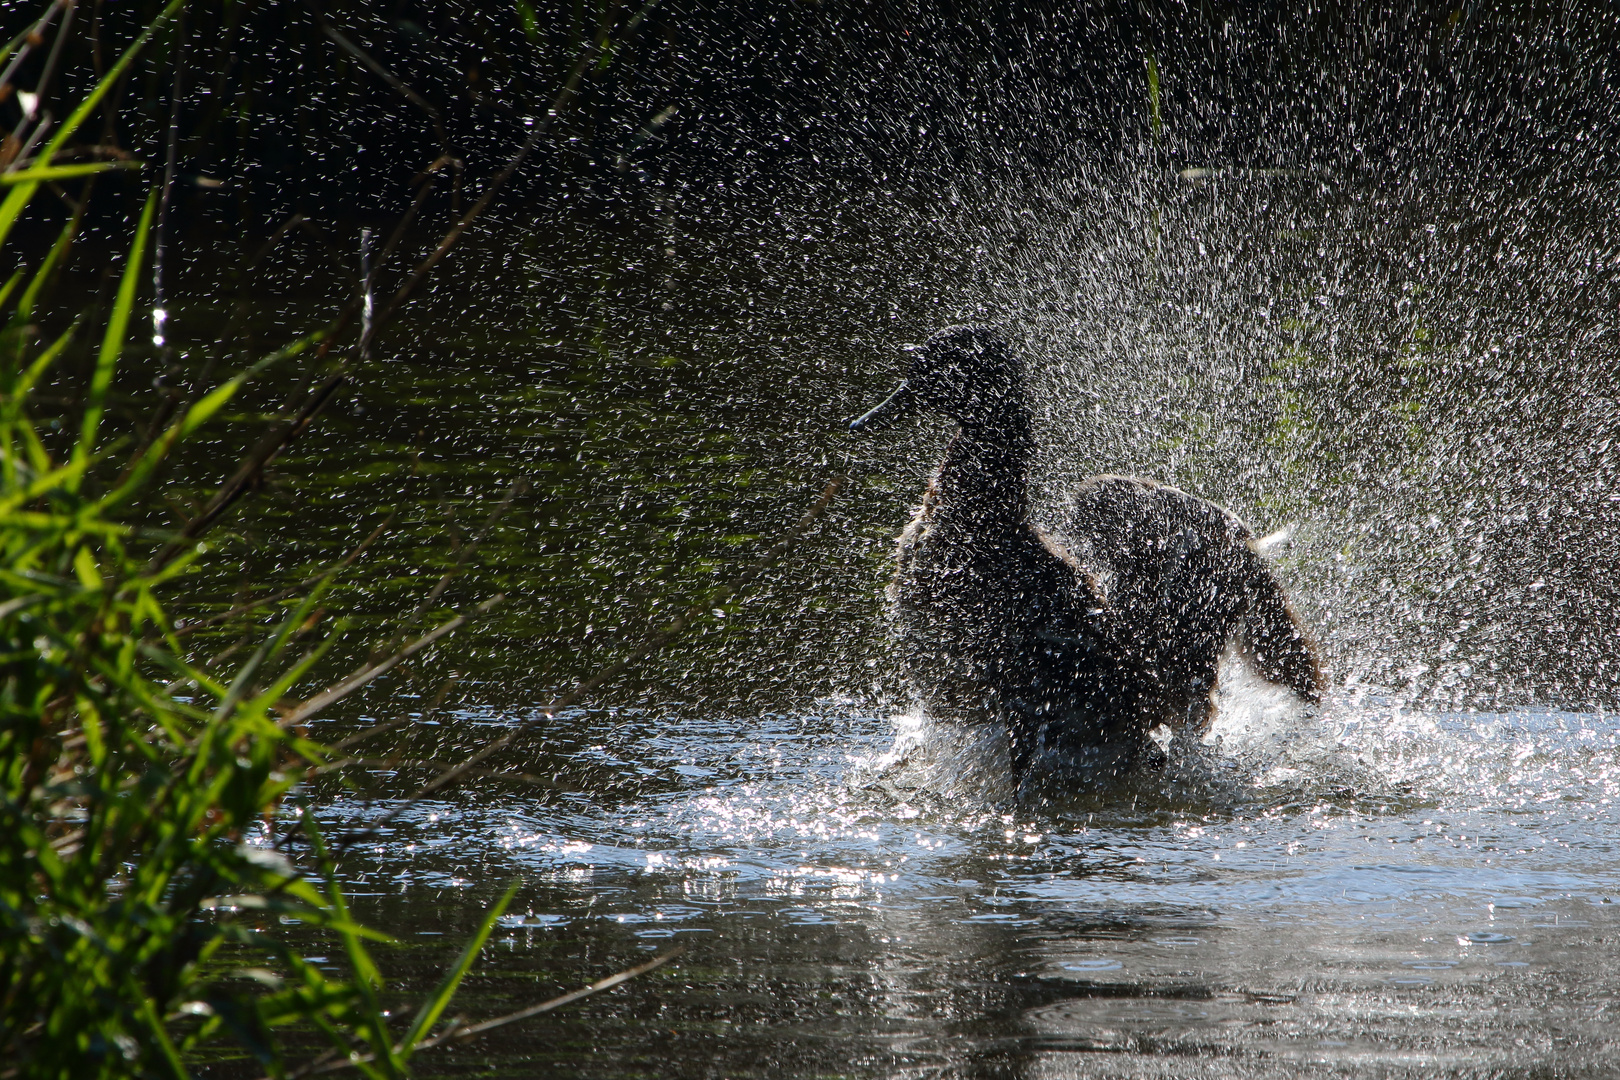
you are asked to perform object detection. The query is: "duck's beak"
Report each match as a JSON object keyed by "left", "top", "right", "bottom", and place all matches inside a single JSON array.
[{"left": 848, "top": 380, "right": 918, "bottom": 434}]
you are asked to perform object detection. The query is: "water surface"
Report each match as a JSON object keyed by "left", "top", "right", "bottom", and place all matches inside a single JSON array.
[{"left": 297, "top": 685, "right": 1620, "bottom": 1078}]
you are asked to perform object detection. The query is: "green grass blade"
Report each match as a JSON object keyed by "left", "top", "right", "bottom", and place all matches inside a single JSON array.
[
  {"left": 248, "top": 630, "right": 343, "bottom": 718},
  {"left": 0, "top": 180, "right": 40, "bottom": 253},
  {"left": 0, "top": 267, "right": 23, "bottom": 310},
  {"left": 15, "top": 217, "right": 80, "bottom": 323},
  {"left": 180, "top": 330, "right": 324, "bottom": 439},
  {"left": 140, "top": 995, "right": 192, "bottom": 1080},
  {"left": 135, "top": 642, "right": 229, "bottom": 700},
  {"left": 0, "top": 315, "right": 73, "bottom": 490},
  {"left": 513, "top": 0, "right": 539, "bottom": 40},
  {"left": 40, "top": 0, "right": 186, "bottom": 164},
  {"left": 0, "top": 450, "right": 98, "bottom": 514},
  {"left": 9, "top": 320, "right": 79, "bottom": 406},
  {"left": 1146, "top": 54, "right": 1162, "bottom": 140},
  {"left": 207, "top": 638, "right": 275, "bottom": 725},
  {"left": 0, "top": 161, "right": 142, "bottom": 185},
  {"left": 304, "top": 813, "right": 403, "bottom": 1078},
  {"left": 399, "top": 880, "right": 519, "bottom": 1057},
  {"left": 179, "top": 368, "right": 258, "bottom": 438},
  {"left": 97, "top": 328, "right": 328, "bottom": 508},
  {"left": 72, "top": 190, "right": 156, "bottom": 484}
]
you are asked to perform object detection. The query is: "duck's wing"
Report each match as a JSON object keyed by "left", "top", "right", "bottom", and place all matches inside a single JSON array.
[
  {"left": 1050, "top": 475, "right": 1224, "bottom": 609},
  {"left": 1232, "top": 540, "right": 1322, "bottom": 701},
  {"left": 1052, "top": 474, "right": 1322, "bottom": 703}
]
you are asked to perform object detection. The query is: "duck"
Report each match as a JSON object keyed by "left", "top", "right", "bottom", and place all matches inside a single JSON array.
[{"left": 849, "top": 324, "right": 1322, "bottom": 781}]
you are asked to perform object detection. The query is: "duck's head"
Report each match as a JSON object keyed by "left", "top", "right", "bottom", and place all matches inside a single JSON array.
[{"left": 848, "top": 325, "right": 1025, "bottom": 435}]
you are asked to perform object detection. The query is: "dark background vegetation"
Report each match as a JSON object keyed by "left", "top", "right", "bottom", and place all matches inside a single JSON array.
[{"left": 27, "top": 0, "right": 1620, "bottom": 231}]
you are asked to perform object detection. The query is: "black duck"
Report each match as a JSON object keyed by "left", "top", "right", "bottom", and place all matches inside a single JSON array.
[{"left": 850, "top": 325, "right": 1322, "bottom": 780}]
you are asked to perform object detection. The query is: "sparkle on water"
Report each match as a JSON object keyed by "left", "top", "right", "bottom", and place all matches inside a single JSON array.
[{"left": 289, "top": 659, "right": 1620, "bottom": 1076}]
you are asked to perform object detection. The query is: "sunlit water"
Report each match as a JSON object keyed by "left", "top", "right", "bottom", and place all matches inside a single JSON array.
[
  {"left": 148, "top": 161, "right": 1616, "bottom": 1071},
  {"left": 293, "top": 673, "right": 1620, "bottom": 1077}
]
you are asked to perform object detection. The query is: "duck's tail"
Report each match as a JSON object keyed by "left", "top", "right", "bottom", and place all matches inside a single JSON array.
[
  {"left": 1251, "top": 523, "right": 1295, "bottom": 558},
  {"left": 1235, "top": 542, "right": 1323, "bottom": 703}
]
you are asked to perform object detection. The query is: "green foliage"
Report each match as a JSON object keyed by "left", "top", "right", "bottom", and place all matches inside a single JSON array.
[
  {"left": 0, "top": 8, "right": 514, "bottom": 1077},
  {"left": 512, "top": 0, "right": 541, "bottom": 42},
  {"left": 1145, "top": 54, "right": 1162, "bottom": 141}
]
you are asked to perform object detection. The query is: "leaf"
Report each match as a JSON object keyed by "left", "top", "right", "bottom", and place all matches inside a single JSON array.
[
  {"left": 72, "top": 189, "right": 156, "bottom": 483},
  {"left": 8, "top": 320, "right": 80, "bottom": 408},
  {"left": 200, "top": 995, "right": 280, "bottom": 1074},
  {"left": 16, "top": 217, "right": 81, "bottom": 322},
  {"left": 0, "top": 451, "right": 97, "bottom": 515},
  {"left": 247, "top": 627, "right": 343, "bottom": 720},
  {"left": 0, "top": 160, "right": 142, "bottom": 185},
  {"left": 234, "top": 844, "right": 298, "bottom": 879},
  {"left": 180, "top": 330, "right": 322, "bottom": 441},
  {"left": 0, "top": 181, "right": 39, "bottom": 254},
  {"left": 72, "top": 544, "right": 102, "bottom": 590},
  {"left": 139, "top": 995, "right": 190, "bottom": 1080},
  {"left": 0, "top": 267, "right": 23, "bottom": 311},
  {"left": 97, "top": 331, "right": 326, "bottom": 510},
  {"left": 303, "top": 813, "right": 403, "bottom": 1076},
  {"left": 513, "top": 0, "right": 539, "bottom": 41},
  {"left": 399, "top": 880, "right": 518, "bottom": 1057}
]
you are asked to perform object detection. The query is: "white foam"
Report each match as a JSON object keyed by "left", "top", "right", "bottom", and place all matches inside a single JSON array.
[
  {"left": 863, "top": 706, "right": 1017, "bottom": 804},
  {"left": 1207, "top": 647, "right": 1312, "bottom": 750}
]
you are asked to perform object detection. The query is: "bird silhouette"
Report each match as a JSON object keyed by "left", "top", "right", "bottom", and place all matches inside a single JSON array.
[{"left": 851, "top": 325, "right": 1322, "bottom": 782}]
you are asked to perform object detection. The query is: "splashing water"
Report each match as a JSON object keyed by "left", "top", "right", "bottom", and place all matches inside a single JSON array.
[{"left": 296, "top": 673, "right": 1620, "bottom": 1074}]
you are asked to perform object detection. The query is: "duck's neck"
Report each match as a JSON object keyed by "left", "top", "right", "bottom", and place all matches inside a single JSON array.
[{"left": 931, "top": 409, "right": 1036, "bottom": 529}]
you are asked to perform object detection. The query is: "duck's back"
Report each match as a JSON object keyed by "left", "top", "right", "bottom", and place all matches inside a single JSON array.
[{"left": 1055, "top": 474, "right": 1252, "bottom": 611}]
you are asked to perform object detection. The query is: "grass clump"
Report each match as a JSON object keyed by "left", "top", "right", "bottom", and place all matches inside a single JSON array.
[{"left": 0, "top": 7, "right": 513, "bottom": 1077}]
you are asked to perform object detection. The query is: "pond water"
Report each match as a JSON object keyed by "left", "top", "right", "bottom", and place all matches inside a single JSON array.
[
  {"left": 132, "top": 152, "right": 1619, "bottom": 1075},
  {"left": 301, "top": 694, "right": 1620, "bottom": 1078}
]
